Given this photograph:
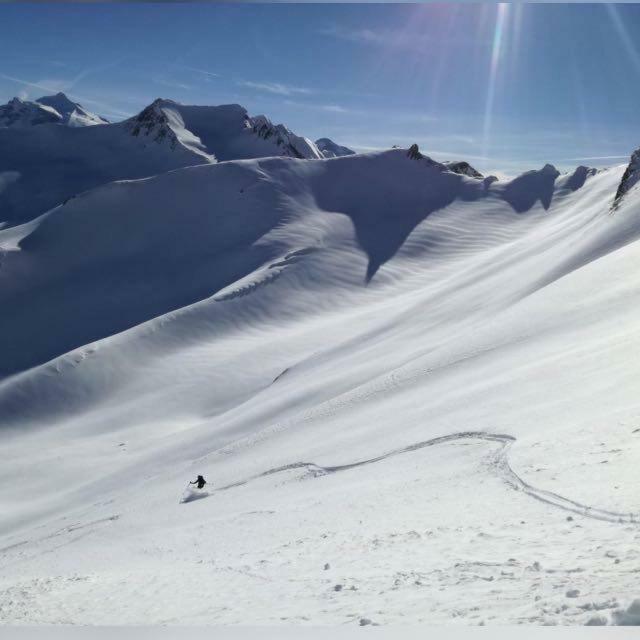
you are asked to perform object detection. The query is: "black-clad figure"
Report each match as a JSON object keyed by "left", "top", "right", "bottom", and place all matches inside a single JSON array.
[{"left": 190, "top": 475, "right": 207, "bottom": 489}]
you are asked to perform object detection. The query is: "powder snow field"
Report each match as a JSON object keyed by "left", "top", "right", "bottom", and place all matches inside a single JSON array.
[{"left": 1, "top": 147, "right": 640, "bottom": 625}]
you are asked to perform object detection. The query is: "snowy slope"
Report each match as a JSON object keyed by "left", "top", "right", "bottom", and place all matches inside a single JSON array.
[
  {"left": 1, "top": 147, "right": 640, "bottom": 625},
  {"left": 0, "top": 149, "right": 554, "bottom": 378}
]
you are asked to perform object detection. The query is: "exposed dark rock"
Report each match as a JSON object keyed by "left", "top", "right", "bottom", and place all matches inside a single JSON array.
[
  {"left": 612, "top": 149, "right": 640, "bottom": 209},
  {"left": 444, "top": 160, "right": 483, "bottom": 179},
  {"left": 407, "top": 143, "right": 423, "bottom": 160},
  {"left": 126, "top": 99, "right": 178, "bottom": 149}
]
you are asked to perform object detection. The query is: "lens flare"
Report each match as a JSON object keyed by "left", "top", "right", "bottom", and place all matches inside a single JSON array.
[
  {"left": 482, "top": 3, "right": 509, "bottom": 160},
  {"left": 606, "top": 4, "right": 640, "bottom": 73}
]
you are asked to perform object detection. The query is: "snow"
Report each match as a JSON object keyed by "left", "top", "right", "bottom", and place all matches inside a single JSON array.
[
  {"left": 1, "top": 143, "right": 640, "bottom": 625},
  {"left": 134, "top": 100, "right": 323, "bottom": 162},
  {"left": 0, "top": 97, "right": 62, "bottom": 128},
  {"left": 612, "top": 599, "right": 640, "bottom": 625},
  {"left": 0, "top": 116, "right": 213, "bottom": 226},
  {"left": 315, "top": 137, "right": 355, "bottom": 158},
  {"left": 0, "top": 97, "right": 322, "bottom": 226},
  {"left": 0, "top": 93, "right": 107, "bottom": 129},
  {"left": 35, "top": 92, "right": 109, "bottom": 127}
]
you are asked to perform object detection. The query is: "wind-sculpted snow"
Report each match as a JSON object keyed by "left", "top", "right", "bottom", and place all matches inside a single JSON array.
[
  {"left": 0, "top": 149, "right": 618, "bottom": 379},
  {"left": 2, "top": 145, "right": 640, "bottom": 624}
]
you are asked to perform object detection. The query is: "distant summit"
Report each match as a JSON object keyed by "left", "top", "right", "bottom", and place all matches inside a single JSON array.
[
  {"left": 251, "top": 114, "right": 322, "bottom": 159},
  {"left": 0, "top": 97, "right": 62, "bottom": 128},
  {"left": 0, "top": 97, "right": 323, "bottom": 226},
  {"left": 125, "top": 99, "right": 323, "bottom": 161},
  {"left": 315, "top": 137, "right": 355, "bottom": 158},
  {"left": 0, "top": 93, "right": 107, "bottom": 128},
  {"left": 36, "top": 92, "right": 108, "bottom": 127},
  {"left": 406, "top": 143, "right": 483, "bottom": 178},
  {"left": 443, "top": 161, "right": 483, "bottom": 179}
]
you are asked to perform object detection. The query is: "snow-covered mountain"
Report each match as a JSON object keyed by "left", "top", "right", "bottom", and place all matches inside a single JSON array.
[
  {"left": 36, "top": 92, "right": 109, "bottom": 127},
  {"left": 0, "top": 93, "right": 107, "bottom": 128},
  {"left": 2, "top": 112, "right": 640, "bottom": 624},
  {"left": 315, "top": 137, "right": 355, "bottom": 158},
  {"left": 443, "top": 160, "right": 484, "bottom": 179},
  {"left": 0, "top": 97, "right": 63, "bottom": 128},
  {"left": 0, "top": 148, "right": 490, "bottom": 378},
  {"left": 127, "top": 99, "right": 323, "bottom": 161},
  {"left": 0, "top": 98, "right": 322, "bottom": 226},
  {"left": 0, "top": 107, "right": 213, "bottom": 226}
]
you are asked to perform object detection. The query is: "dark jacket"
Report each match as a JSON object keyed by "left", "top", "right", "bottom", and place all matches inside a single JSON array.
[{"left": 190, "top": 475, "right": 207, "bottom": 489}]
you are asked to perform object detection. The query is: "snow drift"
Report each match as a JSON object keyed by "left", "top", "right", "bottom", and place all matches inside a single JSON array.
[
  {"left": 1, "top": 136, "right": 640, "bottom": 624},
  {"left": 2, "top": 148, "right": 616, "bottom": 380}
]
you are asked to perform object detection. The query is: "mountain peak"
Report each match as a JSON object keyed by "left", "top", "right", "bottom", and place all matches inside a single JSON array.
[
  {"left": 443, "top": 160, "right": 483, "bottom": 179},
  {"left": 540, "top": 163, "right": 560, "bottom": 176},
  {"left": 36, "top": 92, "right": 108, "bottom": 127},
  {"left": 0, "top": 96, "right": 62, "bottom": 128},
  {"left": 126, "top": 100, "right": 184, "bottom": 151},
  {"left": 315, "top": 137, "right": 355, "bottom": 158},
  {"left": 250, "top": 114, "right": 321, "bottom": 159},
  {"left": 125, "top": 99, "right": 322, "bottom": 162},
  {"left": 407, "top": 143, "right": 423, "bottom": 160},
  {"left": 405, "top": 143, "right": 483, "bottom": 178}
]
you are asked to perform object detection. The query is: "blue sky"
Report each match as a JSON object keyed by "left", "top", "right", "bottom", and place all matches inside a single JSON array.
[{"left": 2, "top": 3, "right": 640, "bottom": 175}]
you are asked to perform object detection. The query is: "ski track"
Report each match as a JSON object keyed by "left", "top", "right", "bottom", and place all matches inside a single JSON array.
[
  {"left": 3, "top": 432, "right": 635, "bottom": 569},
  {"left": 213, "top": 431, "right": 639, "bottom": 525}
]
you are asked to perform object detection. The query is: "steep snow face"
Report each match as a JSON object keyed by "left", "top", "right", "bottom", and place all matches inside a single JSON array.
[
  {"left": 124, "top": 99, "right": 213, "bottom": 161},
  {"left": 36, "top": 92, "right": 108, "bottom": 127},
  {"left": 0, "top": 97, "right": 62, "bottom": 128},
  {"left": 2, "top": 146, "right": 640, "bottom": 625},
  {"left": 315, "top": 137, "right": 355, "bottom": 158}
]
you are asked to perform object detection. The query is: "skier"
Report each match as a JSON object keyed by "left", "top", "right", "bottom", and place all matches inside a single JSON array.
[{"left": 190, "top": 475, "right": 207, "bottom": 490}]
